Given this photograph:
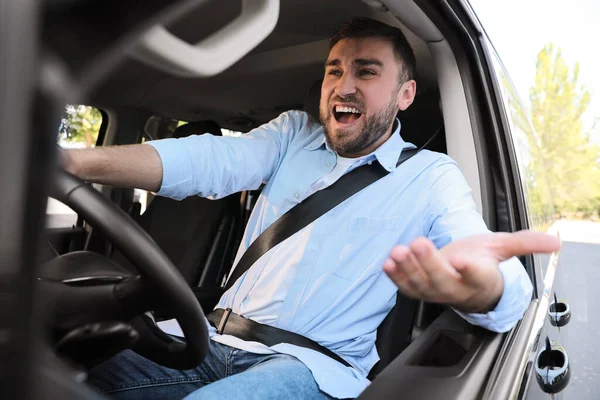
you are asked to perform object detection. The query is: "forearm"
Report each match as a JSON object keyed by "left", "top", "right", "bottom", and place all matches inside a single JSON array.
[
  {"left": 453, "top": 257, "right": 533, "bottom": 333},
  {"left": 143, "top": 113, "right": 293, "bottom": 200},
  {"left": 62, "top": 144, "right": 163, "bottom": 192}
]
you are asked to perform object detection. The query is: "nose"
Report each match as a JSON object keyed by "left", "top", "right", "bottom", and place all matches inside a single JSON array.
[{"left": 334, "top": 72, "right": 357, "bottom": 98}]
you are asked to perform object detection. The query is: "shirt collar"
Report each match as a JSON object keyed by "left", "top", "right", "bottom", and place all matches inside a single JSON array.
[
  {"left": 304, "top": 119, "right": 415, "bottom": 172},
  {"left": 373, "top": 119, "right": 416, "bottom": 172},
  {"left": 304, "top": 131, "right": 327, "bottom": 151}
]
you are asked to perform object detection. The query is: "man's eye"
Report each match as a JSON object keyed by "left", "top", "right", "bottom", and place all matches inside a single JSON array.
[
  {"left": 359, "top": 70, "right": 376, "bottom": 76},
  {"left": 328, "top": 69, "right": 342, "bottom": 77}
]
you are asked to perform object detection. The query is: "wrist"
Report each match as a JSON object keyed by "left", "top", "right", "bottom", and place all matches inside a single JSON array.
[
  {"left": 63, "top": 150, "right": 76, "bottom": 175},
  {"left": 61, "top": 148, "right": 82, "bottom": 177},
  {"left": 455, "top": 272, "right": 504, "bottom": 314}
]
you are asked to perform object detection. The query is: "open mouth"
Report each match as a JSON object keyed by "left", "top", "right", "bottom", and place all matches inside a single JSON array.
[{"left": 332, "top": 105, "right": 363, "bottom": 125}]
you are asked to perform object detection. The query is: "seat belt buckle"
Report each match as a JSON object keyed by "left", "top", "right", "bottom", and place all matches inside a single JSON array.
[{"left": 216, "top": 308, "right": 232, "bottom": 334}]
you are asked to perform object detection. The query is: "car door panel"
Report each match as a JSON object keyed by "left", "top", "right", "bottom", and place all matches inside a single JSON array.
[{"left": 359, "top": 310, "right": 504, "bottom": 399}]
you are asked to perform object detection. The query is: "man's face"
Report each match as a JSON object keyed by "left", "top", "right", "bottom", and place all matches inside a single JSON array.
[{"left": 320, "top": 37, "right": 415, "bottom": 157}]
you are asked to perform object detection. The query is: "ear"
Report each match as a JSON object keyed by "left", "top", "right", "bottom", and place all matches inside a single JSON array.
[{"left": 396, "top": 80, "right": 417, "bottom": 111}]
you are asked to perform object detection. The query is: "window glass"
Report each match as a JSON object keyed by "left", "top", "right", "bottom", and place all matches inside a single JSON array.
[
  {"left": 222, "top": 129, "right": 243, "bottom": 137},
  {"left": 47, "top": 105, "right": 103, "bottom": 228},
  {"left": 488, "top": 54, "right": 556, "bottom": 231},
  {"left": 58, "top": 105, "right": 103, "bottom": 148},
  {"left": 487, "top": 50, "right": 556, "bottom": 278}
]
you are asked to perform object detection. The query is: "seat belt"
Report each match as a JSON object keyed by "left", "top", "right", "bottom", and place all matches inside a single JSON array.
[
  {"left": 206, "top": 145, "right": 420, "bottom": 367},
  {"left": 224, "top": 146, "right": 421, "bottom": 291},
  {"left": 191, "top": 144, "right": 422, "bottom": 310},
  {"left": 204, "top": 126, "right": 442, "bottom": 367}
]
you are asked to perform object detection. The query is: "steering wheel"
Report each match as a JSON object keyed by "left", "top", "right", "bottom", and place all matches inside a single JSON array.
[{"left": 44, "top": 170, "right": 209, "bottom": 369}]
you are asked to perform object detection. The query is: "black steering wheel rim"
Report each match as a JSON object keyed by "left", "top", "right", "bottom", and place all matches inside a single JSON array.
[{"left": 50, "top": 170, "right": 209, "bottom": 369}]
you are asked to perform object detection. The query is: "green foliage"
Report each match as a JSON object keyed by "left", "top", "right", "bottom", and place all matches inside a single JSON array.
[
  {"left": 58, "top": 105, "right": 102, "bottom": 147},
  {"left": 510, "top": 44, "right": 600, "bottom": 218}
]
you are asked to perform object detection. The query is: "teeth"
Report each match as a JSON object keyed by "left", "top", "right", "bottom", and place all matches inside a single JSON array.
[{"left": 335, "top": 105, "right": 361, "bottom": 114}]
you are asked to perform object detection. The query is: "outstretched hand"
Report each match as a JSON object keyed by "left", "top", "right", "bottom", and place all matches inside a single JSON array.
[{"left": 383, "top": 231, "right": 561, "bottom": 313}]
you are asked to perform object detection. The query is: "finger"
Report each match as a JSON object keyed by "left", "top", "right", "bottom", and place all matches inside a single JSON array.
[
  {"left": 389, "top": 245, "right": 431, "bottom": 293},
  {"left": 383, "top": 258, "right": 421, "bottom": 299},
  {"left": 410, "top": 237, "right": 461, "bottom": 288},
  {"left": 491, "top": 231, "right": 561, "bottom": 261}
]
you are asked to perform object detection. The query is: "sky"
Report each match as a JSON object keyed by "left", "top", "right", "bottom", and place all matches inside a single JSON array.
[{"left": 469, "top": 0, "right": 599, "bottom": 133}]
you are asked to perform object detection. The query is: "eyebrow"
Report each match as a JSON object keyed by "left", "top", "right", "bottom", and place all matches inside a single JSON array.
[
  {"left": 325, "top": 58, "right": 384, "bottom": 67},
  {"left": 355, "top": 58, "right": 383, "bottom": 67}
]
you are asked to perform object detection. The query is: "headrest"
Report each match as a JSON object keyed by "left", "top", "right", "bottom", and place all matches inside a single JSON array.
[
  {"left": 396, "top": 91, "right": 445, "bottom": 152},
  {"left": 304, "top": 79, "right": 323, "bottom": 122},
  {"left": 173, "top": 120, "right": 222, "bottom": 139}
]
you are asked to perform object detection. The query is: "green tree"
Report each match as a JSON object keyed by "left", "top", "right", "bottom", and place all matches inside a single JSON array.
[
  {"left": 513, "top": 44, "right": 600, "bottom": 217},
  {"left": 59, "top": 105, "right": 102, "bottom": 147}
]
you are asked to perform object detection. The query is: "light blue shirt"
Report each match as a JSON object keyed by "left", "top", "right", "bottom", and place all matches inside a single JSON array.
[{"left": 149, "top": 111, "right": 533, "bottom": 399}]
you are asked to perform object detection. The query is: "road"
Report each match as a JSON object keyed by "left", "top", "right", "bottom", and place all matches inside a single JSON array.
[{"left": 546, "top": 221, "right": 600, "bottom": 399}]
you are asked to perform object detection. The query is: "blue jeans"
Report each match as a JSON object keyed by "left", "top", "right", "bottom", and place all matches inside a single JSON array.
[{"left": 87, "top": 340, "right": 334, "bottom": 400}]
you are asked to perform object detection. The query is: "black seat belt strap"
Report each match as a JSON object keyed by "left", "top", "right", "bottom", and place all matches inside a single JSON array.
[{"left": 224, "top": 146, "right": 420, "bottom": 291}]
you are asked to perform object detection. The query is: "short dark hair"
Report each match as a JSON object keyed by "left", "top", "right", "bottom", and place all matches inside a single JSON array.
[{"left": 329, "top": 17, "right": 416, "bottom": 84}]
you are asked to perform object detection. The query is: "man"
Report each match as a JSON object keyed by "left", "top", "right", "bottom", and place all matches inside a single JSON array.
[{"left": 65, "top": 18, "right": 559, "bottom": 400}]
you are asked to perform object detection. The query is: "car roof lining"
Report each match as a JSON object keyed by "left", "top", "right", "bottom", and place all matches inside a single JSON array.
[
  {"left": 90, "top": 0, "right": 437, "bottom": 129},
  {"left": 91, "top": 0, "right": 483, "bottom": 216}
]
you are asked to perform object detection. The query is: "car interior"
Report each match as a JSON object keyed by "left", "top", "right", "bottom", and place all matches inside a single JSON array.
[{"left": 2, "top": 0, "right": 533, "bottom": 398}]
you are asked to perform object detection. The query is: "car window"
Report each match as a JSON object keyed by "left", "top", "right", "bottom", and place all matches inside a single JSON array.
[
  {"left": 47, "top": 105, "right": 103, "bottom": 228},
  {"left": 222, "top": 128, "right": 243, "bottom": 137},
  {"left": 486, "top": 49, "right": 556, "bottom": 278},
  {"left": 58, "top": 105, "right": 103, "bottom": 148}
]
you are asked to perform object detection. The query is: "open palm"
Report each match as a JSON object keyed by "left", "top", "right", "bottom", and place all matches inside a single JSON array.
[{"left": 383, "top": 231, "right": 561, "bottom": 313}]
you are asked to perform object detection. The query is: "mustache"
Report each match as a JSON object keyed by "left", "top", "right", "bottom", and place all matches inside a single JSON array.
[{"left": 329, "top": 95, "right": 365, "bottom": 110}]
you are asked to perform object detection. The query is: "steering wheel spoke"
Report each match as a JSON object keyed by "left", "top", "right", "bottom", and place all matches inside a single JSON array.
[{"left": 47, "top": 170, "right": 209, "bottom": 369}]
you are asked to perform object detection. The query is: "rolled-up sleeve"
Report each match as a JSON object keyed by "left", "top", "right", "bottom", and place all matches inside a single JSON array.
[
  {"left": 425, "top": 157, "right": 533, "bottom": 332},
  {"left": 453, "top": 256, "right": 533, "bottom": 332},
  {"left": 147, "top": 112, "right": 295, "bottom": 200}
]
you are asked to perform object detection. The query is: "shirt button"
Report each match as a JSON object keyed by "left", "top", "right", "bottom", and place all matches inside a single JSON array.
[
  {"left": 294, "top": 192, "right": 300, "bottom": 199},
  {"left": 326, "top": 162, "right": 331, "bottom": 167},
  {"left": 368, "top": 161, "right": 373, "bottom": 165}
]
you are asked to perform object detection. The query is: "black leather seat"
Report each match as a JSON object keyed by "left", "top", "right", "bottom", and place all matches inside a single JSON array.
[
  {"left": 111, "top": 121, "right": 242, "bottom": 290},
  {"left": 303, "top": 79, "right": 446, "bottom": 378}
]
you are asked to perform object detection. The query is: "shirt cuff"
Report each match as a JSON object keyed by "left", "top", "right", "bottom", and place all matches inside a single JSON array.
[
  {"left": 453, "top": 257, "right": 533, "bottom": 333},
  {"left": 146, "top": 139, "right": 194, "bottom": 200}
]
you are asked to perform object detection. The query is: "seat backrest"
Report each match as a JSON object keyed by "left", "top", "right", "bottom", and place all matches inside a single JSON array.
[
  {"left": 303, "top": 80, "right": 444, "bottom": 377},
  {"left": 111, "top": 121, "right": 242, "bottom": 289},
  {"left": 367, "top": 293, "right": 418, "bottom": 379},
  {"left": 396, "top": 90, "right": 446, "bottom": 153},
  {"left": 172, "top": 120, "right": 222, "bottom": 138}
]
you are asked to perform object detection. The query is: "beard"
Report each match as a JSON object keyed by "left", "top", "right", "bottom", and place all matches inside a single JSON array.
[{"left": 319, "top": 90, "right": 399, "bottom": 156}]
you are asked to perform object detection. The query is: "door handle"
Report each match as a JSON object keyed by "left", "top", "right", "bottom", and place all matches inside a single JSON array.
[
  {"left": 535, "top": 337, "right": 570, "bottom": 394},
  {"left": 130, "top": 0, "right": 280, "bottom": 77}
]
